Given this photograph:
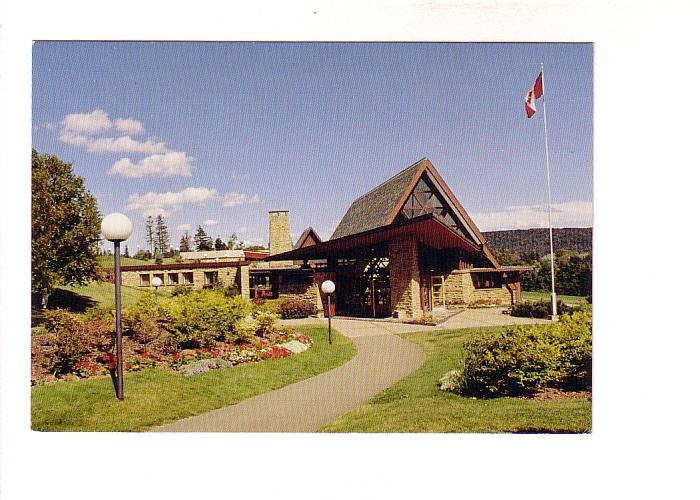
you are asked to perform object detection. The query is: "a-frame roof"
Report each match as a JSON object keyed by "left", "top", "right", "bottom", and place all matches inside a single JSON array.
[
  {"left": 293, "top": 227, "right": 322, "bottom": 250},
  {"left": 330, "top": 158, "right": 500, "bottom": 268}
]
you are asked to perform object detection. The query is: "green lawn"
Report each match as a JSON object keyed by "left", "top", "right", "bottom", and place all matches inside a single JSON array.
[
  {"left": 522, "top": 290, "right": 590, "bottom": 307},
  {"left": 32, "top": 326, "right": 356, "bottom": 431},
  {"left": 98, "top": 255, "right": 180, "bottom": 267},
  {"left": 52, "top": 281, "right": 147, "bottom": 311},
  {"left": 321, "top": 327, "right": 591, "bottom": 433}
]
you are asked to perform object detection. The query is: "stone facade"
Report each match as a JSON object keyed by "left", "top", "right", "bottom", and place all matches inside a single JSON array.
[
  {"left": 120, "top": 262, "right": 250, "bottom": 299},
  {"left": 389, "top": 236, "right": 422, "bottom": 320},
  {"left": 269, "top": 210, "right": 292, "bottom": 255},
  {"left": 436, "top": 269, "right": 514, "bottom": 307}
]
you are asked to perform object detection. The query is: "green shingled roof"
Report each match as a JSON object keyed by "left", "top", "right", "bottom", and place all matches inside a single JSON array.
[{"left": 329, "top": 159, "right": 423, "bottom": 240}]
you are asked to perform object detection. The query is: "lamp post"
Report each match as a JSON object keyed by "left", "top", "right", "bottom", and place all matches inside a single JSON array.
[
  {"left": 152, "top": 276, "right": 162, "bottom": 303},
  {"left": 101, "top": 213, "right": 133, "bottom": 401},
  {"left": 321, "top": 280, "right": 335, "bottom": 345}
]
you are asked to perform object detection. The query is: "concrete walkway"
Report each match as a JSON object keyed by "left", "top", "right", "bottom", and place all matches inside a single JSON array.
[{"left": 151, "top": 319, "right": 425, "bottom": 432}]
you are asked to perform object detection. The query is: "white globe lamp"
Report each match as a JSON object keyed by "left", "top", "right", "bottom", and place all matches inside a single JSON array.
[
  {"left": 101, "top": 213, "right": 133, "bottom": 242},
  {"left": 152, "top": 276, "right": 163, "bottom": 288}
]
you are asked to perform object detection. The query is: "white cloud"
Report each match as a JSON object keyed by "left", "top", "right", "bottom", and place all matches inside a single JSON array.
[
  {"left": 109, "top": 151, "right": 193, "bottom": 178},
  {"left": 114, "top": 117, "right": 145, "bottom": 135},
  {"left": 471, "top": 201, "right": 593, "bottom": 232},
  {"left": 59, "top": 131, "right": 90, "bottom": 147},
  {"left": 176, "top": 224, "right": 192, "bottom": 232},
  {"left": 62, "top": 109, "right": 112, "bottom": 135},
  {"left": 203, "top": 219, "right": 219, "bottom": 226},
  {"left": 237, "top": 226, "right": 248, "bottom": 234},
  {"left": 88, "top": 136, "right": 169, "bottom": 155},
  {"left": 126, "top": 187, "right": 217, "bottom": 217},
  {"left": 222, "top": 192, "right": 261, "bottom": 207}
]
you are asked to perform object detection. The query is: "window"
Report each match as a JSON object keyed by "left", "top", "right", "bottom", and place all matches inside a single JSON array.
[
  {"left": 204, "top": 271, "right": 218, "bottom": 287},
  {"left": 139, "top": 273, "right": 150, "bottom": 286},
  {"left": 168, "top": 273, "right": 179, "bottom": 285},
  {"left": 472, "top": 272, "right": 502, "bottom": 289},
  {"left": 282, "top": 271, "right": 313, "bottom": 285},
  {"left": 182, "top": 272, "right": 194, "bottom": 285}
]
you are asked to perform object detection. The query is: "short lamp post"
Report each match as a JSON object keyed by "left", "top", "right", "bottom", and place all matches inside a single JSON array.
[
  {"left": 101, "top": 213, "right": 133, "bottom": 401},
  {"left": 321, "top": 280, "right": 335, "bottom": 345},
  {"left": 152, "top": 276, "right": 162, "bottom": 302}
]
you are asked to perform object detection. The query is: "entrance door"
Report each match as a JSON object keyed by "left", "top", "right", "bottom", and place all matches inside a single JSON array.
[{"left": 431, "top": 275, "right": 445, "bottom": 310}]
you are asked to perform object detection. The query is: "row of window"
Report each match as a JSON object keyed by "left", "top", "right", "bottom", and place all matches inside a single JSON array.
[{"left": 138, "top": 271, "right": 219, "bottom": 287}]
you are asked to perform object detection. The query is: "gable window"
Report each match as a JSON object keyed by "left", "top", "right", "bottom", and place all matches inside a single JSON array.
[{"left": 399, "top": 174, "right": 471, "bottom": 240}]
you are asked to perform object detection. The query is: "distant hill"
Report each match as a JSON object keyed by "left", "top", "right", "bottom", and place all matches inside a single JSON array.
[{"left": 483, "top": 227, "right": 592, "bottom": 256}]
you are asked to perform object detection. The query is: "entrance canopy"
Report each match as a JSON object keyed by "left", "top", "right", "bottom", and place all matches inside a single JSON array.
[{"left": 267, "top": 213, "right": 483, "bottom": 262}]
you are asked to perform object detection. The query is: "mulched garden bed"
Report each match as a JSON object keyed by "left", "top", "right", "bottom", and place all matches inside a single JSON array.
[{"left": 31, "top": 329, "right": 312, "bottom": 386}]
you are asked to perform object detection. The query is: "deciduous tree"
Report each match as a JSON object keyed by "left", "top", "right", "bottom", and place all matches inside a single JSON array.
[{"left": 31, "top": 150, "right": 101, "bottom": 308}]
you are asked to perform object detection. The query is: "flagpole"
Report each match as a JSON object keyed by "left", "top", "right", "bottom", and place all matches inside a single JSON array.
[{"left": 540, "top": 62, "right": 558, "bottom": 320}]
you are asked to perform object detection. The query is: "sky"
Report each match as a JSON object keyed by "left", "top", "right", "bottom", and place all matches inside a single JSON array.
[{"left": 32, "top": 42, "right": 593, "bottom": 252}]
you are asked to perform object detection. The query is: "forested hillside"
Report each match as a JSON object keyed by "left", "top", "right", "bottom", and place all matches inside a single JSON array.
[{"left": 483, "top": 227, "right": 592, "bottom": 256}]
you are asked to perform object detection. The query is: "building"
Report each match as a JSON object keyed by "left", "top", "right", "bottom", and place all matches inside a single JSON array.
[
  {"left": 266, "top": 158, "right": 527, "bottom": 320},
  {"left": 113, "top": 158, "right": 526, "bottom": 321}
]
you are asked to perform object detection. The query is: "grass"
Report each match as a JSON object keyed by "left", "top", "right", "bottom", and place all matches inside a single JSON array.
[
  {"left": 522, "top": 290, "right": 590, "bottom": 307},
  {"left": 321, "top": 327, "right": 591, "bottom": 433},
  {"left": 98, "top": 255, "right": 181, "bottom": 267},
  {"left": 52, "top": 281, "right": 147, "bottom": 311},
  {"left": 31, "top": 326, "right": 356, "bottom": 431}
]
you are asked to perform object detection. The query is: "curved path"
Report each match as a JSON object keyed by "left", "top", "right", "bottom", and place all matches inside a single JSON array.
[{"left": 151, "top": 319, "right": 425, "bottom": 432}]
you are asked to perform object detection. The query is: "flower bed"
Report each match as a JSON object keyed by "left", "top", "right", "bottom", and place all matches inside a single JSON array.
[{"left": 31, "top": 289, "right": 314, "bottom": 385}]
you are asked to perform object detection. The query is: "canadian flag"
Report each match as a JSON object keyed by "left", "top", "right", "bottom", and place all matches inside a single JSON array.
[{"left": 525, "top": 72, "right": 543, "bottom": 118}]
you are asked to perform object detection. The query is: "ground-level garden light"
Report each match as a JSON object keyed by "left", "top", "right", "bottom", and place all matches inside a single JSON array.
[
  {"left": 321, "top": 280, "right": 335, "bottom": 345},
  {"left": 101, "top": 212, "right": 133, "bottom": 401}
]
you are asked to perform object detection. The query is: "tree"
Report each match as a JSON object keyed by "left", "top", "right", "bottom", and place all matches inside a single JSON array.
[
  {"left": 179, "top": 231, "right": 192, "bottom": 252},
  {"left": 145, "top": 216, "right": 155, "bottom": 255},
  {"left": 154, "top": 214, "right": 170, "bottom": 256},
  {"left": 227, "top": 233, "right": 243, "bottom": 250},
  {"left": 214, "top": 236, "right": 226, "bottom": 250},
  {"left": 194, "top": 225, "right": 213, "bottom": 251},
  {"left": 124, "top": 245, "right": 130, "bottom": 258},
  {"left": 32, "top": 150, "right": 101, "bottom": 308}
]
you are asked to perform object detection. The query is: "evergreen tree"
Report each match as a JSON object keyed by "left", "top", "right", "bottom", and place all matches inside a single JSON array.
[
  {"left": 179, "top": 231, "right": 192, "bottom": 252},
  {"left": 194, "top": 225, "right": 213, "bottom": 251},
  {"left": 227, "top": 233, "right": 242, "bottom": 250},
  {"left": 124, "top": 245, "right": 130, "bottom": 258},
  {"left": 154, "top": 215, "right": 170, "bottom": 256},
  {"left": 32, "top": 150, "right": 101, "bottom": 308},
  {"left": 214, "top": 236, "right": 226, "bottom": 250},
  {"left": 145, "top": 216, "right": 155, "bottom": 255}
]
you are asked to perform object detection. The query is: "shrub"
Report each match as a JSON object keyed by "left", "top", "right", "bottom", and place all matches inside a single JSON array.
[
  {"left": 278, "top": 297, "right": 318, "bottom": 319},
  {"left": 254, "top": 311, "right": 279, "bottom": 337},
  {"left": 43, "top": 308, "right": 114, "bottom": 374},
  {"left": 253, "top": 298, "right": 281, "bottom": 316},
  {"left": 170, "top": 284, "right": 193, "bottom": 297},
  {"left": 438, "top": 370, "right": 464, "bottom": 394},
  {"left": 124, "top": 289, "right": 251, "bottom": 350},
  {"left": 510, "top": 299, "right": 579, "bottom": 319},
  {"left": 459, "top": 311, "right": 592, "bottom": 397}
]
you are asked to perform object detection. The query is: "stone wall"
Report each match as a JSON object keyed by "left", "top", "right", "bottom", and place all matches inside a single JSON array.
[
  {"left": 464, "top": 272, "right": 513, "bottom": 305},
  {"left": 435, "top": 269, "right": 514, "bottom": 307},
  {"left": 389, "top": 236, "right": 422, "bottom": 319},
  {"left": 120, "top": 264, "right": 250, "bottom": 299}
]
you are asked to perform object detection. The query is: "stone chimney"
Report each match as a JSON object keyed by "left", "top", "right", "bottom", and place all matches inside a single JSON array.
[{"left": 269, "top": 210, "right": 292, "bottom": 256}]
